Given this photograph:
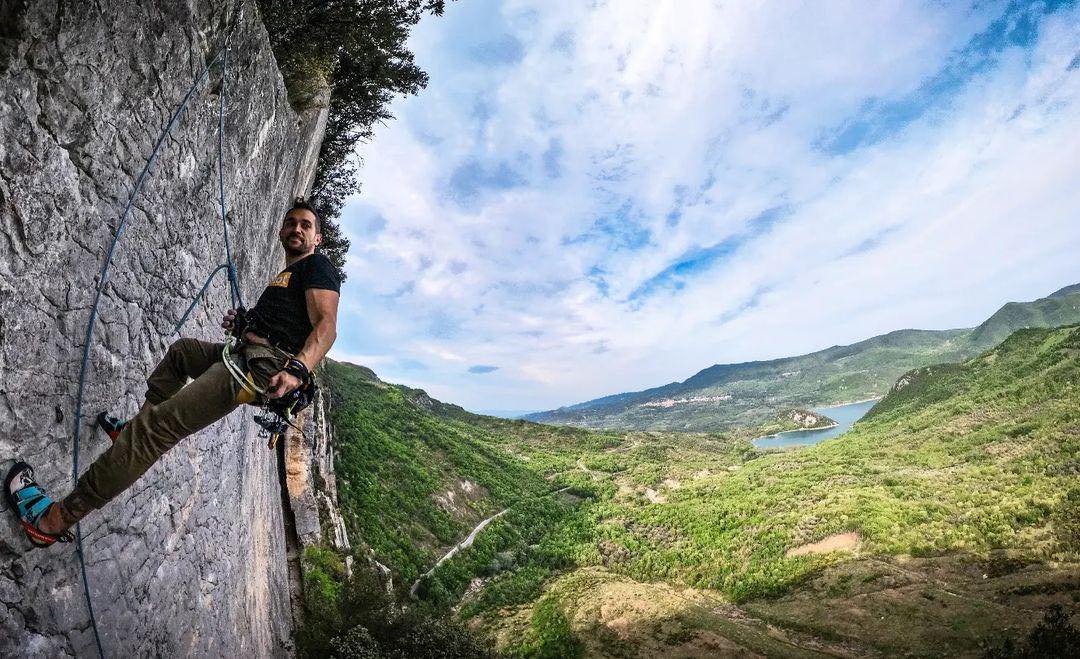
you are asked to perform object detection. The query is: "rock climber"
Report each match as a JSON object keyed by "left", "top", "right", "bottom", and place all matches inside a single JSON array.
[{"left": 5, "top": 198, "right": 341, "bottom": 547}]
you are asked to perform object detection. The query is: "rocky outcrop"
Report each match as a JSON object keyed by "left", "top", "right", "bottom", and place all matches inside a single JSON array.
[
  {"left": 285, "top": 389, "right": 351, "bottom": 553},
  {"left": 0, "top": 1, "right": 328, "bottom": 655},
  {"left": 280, "top": 387, "right": 353, "bottom": 625},
  {"left": 780, "top": 409, "right": 835, "bottom": 429}
]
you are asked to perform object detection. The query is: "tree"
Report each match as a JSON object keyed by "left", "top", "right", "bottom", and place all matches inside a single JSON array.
[{"left": 256, "top": 0, "right": 448, "bottom": 281}]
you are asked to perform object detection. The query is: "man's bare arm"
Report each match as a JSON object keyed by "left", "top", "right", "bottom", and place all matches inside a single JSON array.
[
  {"left": 264, "top": 288, "right": 338, "bottom": 398},
  {"left": 297, "top": 288, "right": 339, "bottom": 370}
]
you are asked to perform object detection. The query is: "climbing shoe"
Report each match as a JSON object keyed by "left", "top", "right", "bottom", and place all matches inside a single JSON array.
[
  {"left": 96, "top": 411, "right": 128, "bottom": 442},
  {"left": 4, "top": 462, "right": 75, "bottom": 548}
]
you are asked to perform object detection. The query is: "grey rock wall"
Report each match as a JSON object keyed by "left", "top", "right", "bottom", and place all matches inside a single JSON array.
[{"left": 0, "top": 1, "right": 328, "bottom": 655}]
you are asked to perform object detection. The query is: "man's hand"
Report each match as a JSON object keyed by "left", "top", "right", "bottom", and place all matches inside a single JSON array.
[
  {"left": 221, "top": 308, "right": 238, "bottom": 332},
  {"left": 265, "top": 371, "right": 302, "bottom": 399}
]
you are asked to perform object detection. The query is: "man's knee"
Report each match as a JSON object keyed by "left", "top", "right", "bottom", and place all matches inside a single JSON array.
[
  {"left": 146, "top": 338, "right": 202, "bottom": 405},
  {"left": 166, "top": 337, "right": 201, "bottom": 359}
]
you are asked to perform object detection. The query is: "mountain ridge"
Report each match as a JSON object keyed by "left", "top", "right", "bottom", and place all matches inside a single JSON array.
[{"left": 527, "top": 283, "right": 1080, "bottom": 431}]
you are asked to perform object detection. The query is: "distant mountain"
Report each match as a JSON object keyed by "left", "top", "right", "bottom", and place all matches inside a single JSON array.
[
  {"left": 968, "top": 284, "right": 1080, "bottom": 348},
  {"left": 526, "top": 283, "right": 1080, "bottom": 431},
  {"left": 1048, "top": 283, "right": 1080, "bottom": 297},
  {"left": 470, "top": 409, "right": 540, "bottom": 419}
]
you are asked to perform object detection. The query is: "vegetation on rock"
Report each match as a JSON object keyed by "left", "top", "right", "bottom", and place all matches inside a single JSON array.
[
  {"left": 297, "top": 546, "right": 492, "bottom": 658},
  {"left": 256, "top": 0, "right": 449, "bottom": 279}
]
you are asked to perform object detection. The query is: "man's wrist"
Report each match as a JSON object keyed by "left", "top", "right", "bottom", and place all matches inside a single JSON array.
[
  {"left": 283, "top": 357, "right": 311, "bottom": 382},
  {"left": 295, "top": 352, "right": 318, "bottom": 372}
]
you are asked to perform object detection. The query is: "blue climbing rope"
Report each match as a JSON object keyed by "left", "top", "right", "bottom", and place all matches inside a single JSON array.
[
  {"left": 172, "top": 41, "right": 245, "bottom": 335},
  {"left": 71, "top": 39, "right": 243, "bottom": 657},
  {"left": 218, "top": 45, "right": 244, "bottom": 311},
  {"left": 172, "top": 264, "right": 230, "bottom": 334}
]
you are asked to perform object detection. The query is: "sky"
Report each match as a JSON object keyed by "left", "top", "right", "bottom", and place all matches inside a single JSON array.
[{"left": 328, "top": 0, "right": 1080, "bottom": 413}]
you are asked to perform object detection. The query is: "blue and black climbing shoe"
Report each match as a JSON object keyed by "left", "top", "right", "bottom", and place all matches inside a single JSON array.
[
  {"left": 5, "top": 462, "right": 75, "bottom": 548},
  {"left": 96, "top": 411, "right": 128, "bottom": 442}
]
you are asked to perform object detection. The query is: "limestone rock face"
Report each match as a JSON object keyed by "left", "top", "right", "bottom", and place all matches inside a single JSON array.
[
  {"left": 0, "top": 1, "right": 327, "bottom": 655},
  {"left": 286, "top": 389, "right": 351, "bottom": 553}
]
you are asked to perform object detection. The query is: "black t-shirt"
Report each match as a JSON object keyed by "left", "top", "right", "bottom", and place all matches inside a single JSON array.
[{"left": 249, "top": 252, "right": 340, "bottom": 353}]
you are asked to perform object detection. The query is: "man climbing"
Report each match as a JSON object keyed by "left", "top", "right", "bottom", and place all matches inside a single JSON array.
[{"left": 5, "top": 199, "right": 340, "bottom": 547}]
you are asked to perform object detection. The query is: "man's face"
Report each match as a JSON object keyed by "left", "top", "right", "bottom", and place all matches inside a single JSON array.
[{"left": 280, "top": 208, "right": 321, "bottom": 256}]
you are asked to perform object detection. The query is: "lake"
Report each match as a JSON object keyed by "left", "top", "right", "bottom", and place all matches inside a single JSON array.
[{"left": 753, "top": 399, "right": 879, "bottom": 449}]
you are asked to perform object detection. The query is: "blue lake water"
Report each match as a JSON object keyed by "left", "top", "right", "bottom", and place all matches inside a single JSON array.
[{"left": 753, "top": 400, "right": 879, "bottom": 449}]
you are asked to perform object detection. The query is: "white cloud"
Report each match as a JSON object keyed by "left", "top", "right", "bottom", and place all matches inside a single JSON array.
[{"left": 332, "top": 0, "right": 1080, "bottom": 409}]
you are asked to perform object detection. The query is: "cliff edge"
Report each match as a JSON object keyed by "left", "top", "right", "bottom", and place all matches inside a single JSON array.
[{"left": 0, "top": 1, "right": 329, "bottom": 655}]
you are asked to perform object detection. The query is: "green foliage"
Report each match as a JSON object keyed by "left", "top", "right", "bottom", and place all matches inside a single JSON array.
[
  {"left": 970, "top": 286, "right": 1080, "bottom": 347},
  {"left": 511, "top": 595, "right": 583, "bottom": 659},
  {"left": 298, "top": 548, "right": 493, "bottom": 659},
  {"left": 256, "top": 0, "right": 449, "bottom": 281},
  {"left": 318, "top": 325, "right": 1080, "bottom": 656},
  {"left": 415, "top": 494, "right": 580, "bottom": 608},
  {"left": 984, "top": 605, "right": 1080, "bottom": 658},
  {"left": 458, "top": 565, "right": 551, "bottom": 619},
  {"left": 1053, "top": 487, "right": 1080, "bottom": 555},
  {"left": 321, "top": 359, "right": 560, "bottom": 591},
  {"left": 470, "top": 325, "right": 1080, "bottom": 641},
  {"left": 328, "top": 626, "right": 381, "bottom": 659},
  {"left": 297, "top": 547, "right": 347, "bottom": 654}
]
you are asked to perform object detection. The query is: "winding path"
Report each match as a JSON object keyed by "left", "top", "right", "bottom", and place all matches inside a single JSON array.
[{"left": 409, "top": 486, "right": 572, "bottom": 598}]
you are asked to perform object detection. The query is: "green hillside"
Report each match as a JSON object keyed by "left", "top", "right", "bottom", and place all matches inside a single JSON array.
[
  {"left": 968, "top": 283, "right": 1080, "bottom": 348},
  {"left": 306, "top": 324, "right": 1079, "bottom": 656},
  {"left": 322, "top": 360, "right": 556, "bottom": 588},
  {"left": 527, "top": 284, "right": 1080, "bottom": 431},
  {"left": 458, "top": 325, "right": 1080, "bottom": 656}
]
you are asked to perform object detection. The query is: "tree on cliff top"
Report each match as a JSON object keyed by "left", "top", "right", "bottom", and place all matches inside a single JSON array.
[{"left": 257, "top": 0, "right": 448, "bottom": 281}]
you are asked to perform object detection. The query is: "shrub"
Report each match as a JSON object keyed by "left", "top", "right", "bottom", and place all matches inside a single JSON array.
[
  {"left": 1054, "top": 487, "right": 1080, "bottom": 555},
  {"left": 298, "top": 547, "right": 493, "bottom": 658},
  {"left": 983, "top": 605, "right": 1080, "bottom": 658},
  {"left": 519, "top": 595, "right": 583, "bottom": 659}
]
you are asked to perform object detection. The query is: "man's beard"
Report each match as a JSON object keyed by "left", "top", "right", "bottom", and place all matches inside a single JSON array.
[{"left": 282, "top": 236, "right": 307, "bottom": 256}]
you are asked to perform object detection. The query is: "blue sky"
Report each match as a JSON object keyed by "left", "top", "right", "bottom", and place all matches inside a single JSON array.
[{"left": 330, "top": 0, "right": 1080, "bottom": 412}]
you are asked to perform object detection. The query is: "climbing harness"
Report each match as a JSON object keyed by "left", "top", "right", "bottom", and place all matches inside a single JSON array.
[
  {"left": 220, "top": 334, "right": 316, "bottom": 449},
  {"left": 69, "top": 26, "right": 246, "bottom": 657},
  {"left": 218, "top": 305, "right": 317, "bottom": 448}
]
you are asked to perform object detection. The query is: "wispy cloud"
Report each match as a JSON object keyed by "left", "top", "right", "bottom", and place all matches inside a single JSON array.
[
  {"left": 817, "top": 0, "right": 1066, "bottom": 155},
  {"left": 331, "top": 0, "right": 1080, "bottom": 410}
]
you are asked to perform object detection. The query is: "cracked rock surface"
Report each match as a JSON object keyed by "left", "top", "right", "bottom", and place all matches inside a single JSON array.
[{"left": 0, "top": 1, "right": 327, "bottom": 655}]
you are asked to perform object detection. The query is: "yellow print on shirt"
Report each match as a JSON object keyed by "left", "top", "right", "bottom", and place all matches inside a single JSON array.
[{"left": 269, "top": 271, "right": 292, "bottom": 288}]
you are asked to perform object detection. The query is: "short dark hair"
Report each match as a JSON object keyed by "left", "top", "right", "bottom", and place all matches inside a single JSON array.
[{"left": 285, "top": 197, "right": 321, "bottom": 232}]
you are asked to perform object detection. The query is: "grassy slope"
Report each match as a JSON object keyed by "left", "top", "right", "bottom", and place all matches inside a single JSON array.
[
  {"left": 321, "top": 359, "right": 624, "bottom": 602},
  {"left": 318, "top": 324, "right": 1079, "bottom": 655},
  {"left": 528, "top": 286, "right": 1080, "bottom": 432},
  {"left": 323, "top": 360, "right": 550, "bottom": 586},
  {"left": 468, "top": 325, "right": 1080, "bottom": 656}
]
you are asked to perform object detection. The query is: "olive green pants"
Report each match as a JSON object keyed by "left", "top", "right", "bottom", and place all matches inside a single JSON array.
[{"left": 61, "top": 337, "right": 286, "bottom": 521}]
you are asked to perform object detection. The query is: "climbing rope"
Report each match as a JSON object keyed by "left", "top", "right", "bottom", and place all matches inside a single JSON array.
[
  {"left": 218, "top": 45, "right": 244, "bottom": 312},
  {"left": 174, "top": 40, "right": 245, "bottom": 333},
  {"left": 71, "top": 35, "right": 242, "bottom": 657}
]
